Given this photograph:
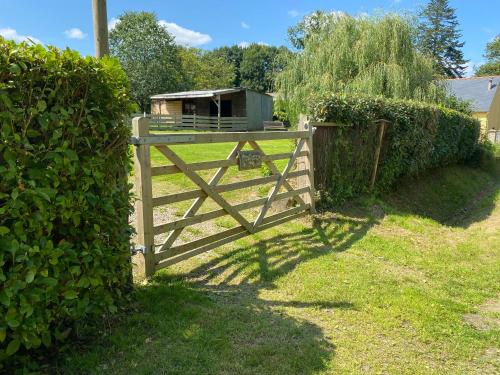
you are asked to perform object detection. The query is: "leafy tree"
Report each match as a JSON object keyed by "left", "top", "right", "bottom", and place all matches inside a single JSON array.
[
  {"left": 475, "top": 35, "right": 500, "bottom": 76},
  {"left": 287, "top": 11, "right": 341, "bottom": 50},
  {"left": 277, "top": 14, "right": 464, "bottom": 122},
  {"left": 109, "top": 11, "right": 182, "bottom": 111},
  {"left": 179, "top": 48, "right": 235, "bottom": 90},
  {"left": 207, "top": 46, "right": 244, "bottom": 86},
  {"left": 418, "top": 0, "right": 468, "bottom": 78},
  {"left": 240, "top": 44, "right": 291, "bottom": 92}
]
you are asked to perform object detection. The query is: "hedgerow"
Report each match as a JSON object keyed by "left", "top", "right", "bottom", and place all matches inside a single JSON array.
[
  {"left": 0, "top": 39, "right": 133, "bottom": 368},
  {"left": 309, "top": 95, "right": 480, "bottom": 203}
]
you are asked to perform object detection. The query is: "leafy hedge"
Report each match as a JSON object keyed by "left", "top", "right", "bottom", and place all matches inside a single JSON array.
[
  {"left": 0, "top": 39, "right": 133, "bottom": 367},
  {"left": 308, "top": 95, "right": 480, "bottom": 203}
]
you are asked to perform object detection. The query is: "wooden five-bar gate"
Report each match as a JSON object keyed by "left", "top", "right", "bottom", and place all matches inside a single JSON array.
[{"left": 130, "top": 116, "right": 315, "bottom": 279}]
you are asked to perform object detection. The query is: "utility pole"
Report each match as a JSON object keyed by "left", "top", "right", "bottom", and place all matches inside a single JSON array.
[{"left": 92, "top": 0, "right": 109, "bottom": 58}]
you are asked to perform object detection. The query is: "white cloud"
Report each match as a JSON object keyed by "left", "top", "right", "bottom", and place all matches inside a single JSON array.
[
  {"left": 464, "top": 61, "right": 485, "bottom": 77},
  {"left": 108, "top": 18, "right": 119, "bottom": 31},
  {"left": 159, "top": 20, "right": 212, "bottom": 47},
  {"left": 64, "top": 28, "right": 87, "bottom": 40},
  {"left": 288, "top": 10, "right": 300, "bottom": 18},
  {"left": 241, "top": 21, "right": 250, "bottom": 29},
  {"left": 0, "top": 27, "right": 41, "bottom": 44},
  {"left": 237, "top": 41, "right": 269, "bottom": 48}
]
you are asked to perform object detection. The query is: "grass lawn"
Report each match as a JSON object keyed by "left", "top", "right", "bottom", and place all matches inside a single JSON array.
[{"left": 55, "top": 139, "right": 500, "bottom": 374}]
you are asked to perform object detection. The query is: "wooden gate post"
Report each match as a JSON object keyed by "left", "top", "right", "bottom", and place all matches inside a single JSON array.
[
  {"left": 132, "top": 117, "right": 155, "bottom": 280},
  {"left": 298, "top": 115, "right": 316, "bottom": 213}
]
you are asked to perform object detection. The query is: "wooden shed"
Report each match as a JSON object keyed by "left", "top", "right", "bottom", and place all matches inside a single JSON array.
[{"left": 150, "top": 88, "right": 273, "bottom": 131}]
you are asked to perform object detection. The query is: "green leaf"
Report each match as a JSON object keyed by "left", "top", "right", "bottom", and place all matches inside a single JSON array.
[
  {"left": 37, "top": 100, "right": 47, "bottom": 112},
  {"left": 0, "top": 328, "right": 6, "bottom": 342},
  {"left": 42, "top": 331, "right": 51, "bottom": 347},
  {"left": 8, "top": 63, "right": 21, "bottom": 75},
  {"left": 25, "top": 269, "right": 36, "bottom": 284},
  {"left": 63, "top": 290, "right": 78, "bottom": 300},
  {"left": 0, "top": 291, "right": 10, "bottom": 307},
  {"left": 64, "top": 149, "right": 79, "bottom": 161},
  {"left": 0, "top": 226, "right": 9, "bottom": 236},
  {"left": 7, "top": 319, "right": 20, "bottom": 328},
  {"left": 6, "top": 339, "right": 20, "bottom": 356}
]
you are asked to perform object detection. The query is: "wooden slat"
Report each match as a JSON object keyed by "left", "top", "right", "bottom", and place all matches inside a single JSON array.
[
  {"left": 297, "top": 116, "right": 316, "bottom": 212},
  {"left": 253, "top": 139, "right": 306, "bottom": 227},
  {"left": 151, "top": 169, "right": 308, "bottom": 206},
  {"left": 153, "top": 187, "right": 310, "bottom": 234},
  {"left": 155, "top": 145, "right": 255, "bottom": 234},
  {"left": 158, "top": 142, "right": 245, "bottom": 252},
  {"left": 132, "top": 117, "right": 155, "bottom": 278},
  {"left": 130, "top": 131, "right": 310, "bottom": 145},
  {"left": 308, "top": 121, "right": 353, "bottom": 127},
  {"left": 154, "top": 208, "right": 310, "bottom": 267},
  {"left": 151, "top": 151, "right": 308, "bottom": 177},
  {"left": 248, "top": 141, "right": 306, "bottom": 207}
]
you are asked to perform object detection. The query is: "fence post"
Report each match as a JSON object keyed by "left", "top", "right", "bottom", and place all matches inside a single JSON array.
[
  {"left": 298, "top": 114, "right": 316, "bottom": 213},
  {"left": 370, "top": 120, "right": 388, "bottom": 190},
  {"left": 132, "top": 117, "right": 155, "bottom": 280}
]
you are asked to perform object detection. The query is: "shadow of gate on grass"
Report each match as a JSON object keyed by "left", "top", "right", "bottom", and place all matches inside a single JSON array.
[
  {"left": 57, "top": 279, "right": 338, "bottom": 375},
  {"left": 58, "top": 207, "right": 376, "bottom": 374},
  {"left": 180, "top": 208, "right": 376, "bottom": 286}
]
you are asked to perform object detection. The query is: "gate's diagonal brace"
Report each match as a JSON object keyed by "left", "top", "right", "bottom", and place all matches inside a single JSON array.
[
  {"left": 156, "top": 145, "right": 255, "bottom": 235},
  {"left": 248, "top": 140, "right": 306, "bottom": 207},
  {"left": 158, "top": 142, "right": 246, "bottom": 252},
  {"left": 253, "top": 138, "right": 306, "bottom": 228}
]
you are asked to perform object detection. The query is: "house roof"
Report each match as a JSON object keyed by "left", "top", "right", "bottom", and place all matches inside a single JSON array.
[
  {"left": 440, "top": 76, "right": 500, "bottom": 112},
  {"left": 151, "top": 88, "right": 246, "bottom": 100}
]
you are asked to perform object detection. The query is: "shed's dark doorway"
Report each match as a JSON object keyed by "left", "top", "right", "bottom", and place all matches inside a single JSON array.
[{"left": 210, "top": 100, "right": 232, "bottom": 117}]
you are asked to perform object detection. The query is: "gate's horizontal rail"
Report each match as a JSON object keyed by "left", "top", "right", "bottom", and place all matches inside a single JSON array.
[
  {"left": 153, "top": 187, "right": 310, "bottom": 235},
  {"left": 154, "top": 204, "right": 311, "bottom": 267},
  {"left": 130, "top": 130, "right": 309, "bottom": 145},
  {"left": 151, "top": 170, "right": 308, "bottom": 207},
  {"left": 151, "top": 151, "right": 309, "bottom": 177}
]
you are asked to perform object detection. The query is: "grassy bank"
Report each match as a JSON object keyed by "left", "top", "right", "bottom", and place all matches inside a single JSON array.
[{"left": 53, "top": 145, "right": 500, "bottom": 374}]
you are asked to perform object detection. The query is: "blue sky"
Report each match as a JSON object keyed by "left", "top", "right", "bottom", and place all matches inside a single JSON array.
[{"left": 0, "top": 0, "right": 498, "bottom": 75}]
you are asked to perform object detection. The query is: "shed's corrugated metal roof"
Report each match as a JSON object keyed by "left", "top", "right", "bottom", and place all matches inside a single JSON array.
[
  {"left": 440, "top": 76, "right": 500, "bottom": 112},
  {"left": 151, "top": 88, "right": 245, "bottom": 100}
]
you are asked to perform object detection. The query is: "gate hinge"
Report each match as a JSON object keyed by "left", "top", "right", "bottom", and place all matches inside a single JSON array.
[{"left": 130, "top": 244, "right": 150, "bottom": 256}]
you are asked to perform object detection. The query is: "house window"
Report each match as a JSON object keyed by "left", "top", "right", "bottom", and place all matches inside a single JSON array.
[{"left": 183, "top": 100, "right": 196, "bottom": 115}]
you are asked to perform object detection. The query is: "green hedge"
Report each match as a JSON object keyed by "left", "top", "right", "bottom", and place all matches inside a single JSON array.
[
  {"left": 308, "top": 95, "right": 480, "bottom": 203},
  {"left": 0, "top": 40, "right": 133, "bottom": 367}
]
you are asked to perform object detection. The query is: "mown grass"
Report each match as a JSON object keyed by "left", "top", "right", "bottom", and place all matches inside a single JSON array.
[{"left": 55, "top": 140, "right": 500, "bottom": 374}]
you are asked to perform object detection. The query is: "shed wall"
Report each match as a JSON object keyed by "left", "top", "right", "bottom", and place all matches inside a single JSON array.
[
  {"left": 245, "top": 91, "right": 273, "bottom": 131},
  {"left": 151, "top": 100, "right": 182, "bottom": 116}
]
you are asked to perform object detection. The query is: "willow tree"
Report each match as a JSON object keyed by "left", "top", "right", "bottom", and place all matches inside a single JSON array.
[{"left": 276, "top": 14, "right": 457, "bottom": 122}]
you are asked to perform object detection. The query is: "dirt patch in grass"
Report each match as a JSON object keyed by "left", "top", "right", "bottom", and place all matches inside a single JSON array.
[
  {"left": 472, "top": 347, "right": 500, "bottom": 375},
  {"left": 463, "top": 295, "right": 500, "bottom": 331}
]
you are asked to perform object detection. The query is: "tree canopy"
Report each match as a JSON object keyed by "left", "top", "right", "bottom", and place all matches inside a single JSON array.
[
  {"left": 277, "top": 13, "right": 459, "bottom": 122},
  {"left": 240, "top": 44, "right": 291, "bottom": 93},
  {"left": 475, "top": 35, "right": 500, "bottom": 76},
  {"left": 287, "top": 11, "right": 343, "bottom": 50},
  {"left": 418, "top": 0, "right": 468, "bottom": 78},
  {"left": 109, "top": 11, "right": 182, "bottom": 111},
  {"left": 179, "top": 48, "right": 235, "bottom": 90},
  {"left": 207, "top": 46, "right": 244, "bottom": 86}
]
